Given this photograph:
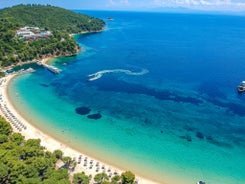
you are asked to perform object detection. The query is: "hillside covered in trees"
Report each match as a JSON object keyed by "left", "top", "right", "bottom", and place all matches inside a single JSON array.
[
  {"left": 0, "top": 117, "right": 136, "bottom": 184},
  {"left": 0, "top": 4, "right": 105, "bottom": 33},
  {"left": 0, "top": 4, "right": 105, "bottom": 67},
  {"left": 0, "top": 117, "right": 72, "bottom": 183}
]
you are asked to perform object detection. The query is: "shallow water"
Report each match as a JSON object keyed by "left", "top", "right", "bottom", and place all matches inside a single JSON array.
[{"left": 8, "top": 11, "right": 245, "bottom": 183}]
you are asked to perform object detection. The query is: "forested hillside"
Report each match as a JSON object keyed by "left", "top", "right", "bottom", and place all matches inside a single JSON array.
[
  {"left": 0, "top": 19, "right": 78, "bottom": 66},
  {"left": 0, "top": 4, "right": 105, "bottom": 67},
  {"left": 0, "top": 117, "right": 71, "bottom": 183},
  {"left": 0, "top": 117, "right": 136, "bottom": 184},
  {"left": 0, "top": 4, "right": 105, "bottom": 33}
]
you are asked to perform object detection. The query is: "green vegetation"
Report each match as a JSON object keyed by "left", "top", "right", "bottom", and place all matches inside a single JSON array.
[
  {"left": 121, "top": 171, "right": 136, "bottom": 184},
  {"left": 0, "top": 4, "right": 105, "bottom": 33},
  {"left": 73, "top": 172, "right": 91, "bottom": 184},
  {"left": 0, "top": 117, "right": 70, "bottom": 183},
  {"left": 0, "top": 4, "right": 105, "bottom": 67},
  {"left": 0, "top": 117, "right": 137, "bottom": 183},
  {"left": 0, "top": 72, "right": 6, "bottom": 77},
  {"left": 111, "top": 175, "right": 121, "bottom": 184},
  {"left": 0, "top": 19, "right": 78, "bottom": 67},
  {"left": 94, "top": 173, "right": 109, "bottom": 183}
]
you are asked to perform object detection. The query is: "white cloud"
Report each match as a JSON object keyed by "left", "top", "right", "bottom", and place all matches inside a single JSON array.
[
  {"left": 108, "top": 0, "right": 116, "bottom": 5},
  {"left": 153, "top": 0, "right": 245, "bottom": 10},
  {"left": 108, "top": 0, "right": 130, "bottom": 7}
]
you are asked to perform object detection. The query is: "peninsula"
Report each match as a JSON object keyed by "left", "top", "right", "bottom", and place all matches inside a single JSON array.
[{"left": 0, "top": 4, "right": 105, "bottom": 67}]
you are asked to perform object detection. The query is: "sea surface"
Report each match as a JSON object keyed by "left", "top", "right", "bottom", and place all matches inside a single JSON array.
[{"left": 8, "top": 11, "right": 245, "bottom": 183}]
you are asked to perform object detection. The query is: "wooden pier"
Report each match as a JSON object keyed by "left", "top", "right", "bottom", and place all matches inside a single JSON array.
[{"left": 37, "top": 61, "right": 61, "bottom": 74}]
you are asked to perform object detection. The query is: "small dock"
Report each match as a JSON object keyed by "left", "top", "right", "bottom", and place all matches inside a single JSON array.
[{"left": 37, "top": 61, "right": 61, "bottom": 74}]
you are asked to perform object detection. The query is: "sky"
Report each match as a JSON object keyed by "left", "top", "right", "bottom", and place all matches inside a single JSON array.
[{"left": 1, "top": 0, "right": 245, "bottom": 12}]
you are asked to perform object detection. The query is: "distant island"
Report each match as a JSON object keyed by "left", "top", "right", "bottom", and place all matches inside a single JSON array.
[{"left": 0, "top": 4, "right": 105, "bottom": 67}]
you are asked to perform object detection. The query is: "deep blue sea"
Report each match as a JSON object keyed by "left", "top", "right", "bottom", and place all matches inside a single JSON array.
[{"left": 8, "top": 11, "right": 245, "bottom": 183}]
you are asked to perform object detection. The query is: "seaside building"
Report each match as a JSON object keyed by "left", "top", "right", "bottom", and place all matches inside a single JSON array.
[
  {"left": 21, "top": 26, "right": 40, "bottom": 31},
  {"left": 55, "top": 159, "right": 65, "bottom": 170},
  {"left": 16, "top": 26, "right": 52, "bottom": 41}
]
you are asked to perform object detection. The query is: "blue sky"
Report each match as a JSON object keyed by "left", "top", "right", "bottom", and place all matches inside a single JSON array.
[{"left": 1, "top": 0, "right": 245, "bottom": 11}]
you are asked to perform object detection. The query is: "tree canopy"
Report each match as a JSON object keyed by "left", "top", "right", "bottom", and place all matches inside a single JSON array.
[
  {"left": 0, "top": 117, "right": 137, "bottom": 184},
  {"left": 73, "top": 172, "right": 90, "bottom": 184},
  {"left": 0, "top": 4, "right": 105, "bottom": 67},
  {"left": 0, "top": 117, "right": 70, "bottom": 183},
  {"left": 0, "top": 4, "right": 105, "bottom": 33},
  {"left": 121, "top": 171, "right": 136, "bottom": 184}
]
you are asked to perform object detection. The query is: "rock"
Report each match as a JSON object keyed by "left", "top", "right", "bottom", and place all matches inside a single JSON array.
[
  {"left": 87, "top": 113, "right": 102, "bottom": 120},
  {"left": 75, "top": 107, "right": 91, "bottom": 115},
  {"left": 196, "top": 132, "right": 204, "bottom": 139}
]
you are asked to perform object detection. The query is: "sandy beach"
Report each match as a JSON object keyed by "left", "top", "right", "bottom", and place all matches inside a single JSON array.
[{"left": 0, "top": 71, "right": 158, "bottom": 184}]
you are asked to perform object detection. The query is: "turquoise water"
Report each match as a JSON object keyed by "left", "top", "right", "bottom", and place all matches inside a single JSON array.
[{"left": 8, "top": 11, "right": 245, "bottom": 183}]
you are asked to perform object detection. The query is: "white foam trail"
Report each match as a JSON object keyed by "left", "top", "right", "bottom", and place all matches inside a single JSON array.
[{"left": 87, "top": 69, "right": 149, "bottom": 81}]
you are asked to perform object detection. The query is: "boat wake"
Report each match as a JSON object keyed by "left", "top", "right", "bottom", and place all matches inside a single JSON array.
[{"left": 87, "top": 68, "right": 149, "bottom": 81}]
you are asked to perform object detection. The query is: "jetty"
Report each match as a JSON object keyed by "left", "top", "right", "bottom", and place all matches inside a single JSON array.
[
  {"left": 37, "top": 61, "right": 61, "bottom": 74},
  {"left": 237, "top": 81, "right": 245, "bottom": 93}
]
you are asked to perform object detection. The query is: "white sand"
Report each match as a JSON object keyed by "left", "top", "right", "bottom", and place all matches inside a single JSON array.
[{"left": 0, "top": 73, "right": 158, "bottom": 184}]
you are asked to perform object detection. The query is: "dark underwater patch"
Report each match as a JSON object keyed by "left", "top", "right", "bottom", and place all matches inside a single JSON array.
[
  {"left": 89, "top": 77, "right": 245, "bottom": 116},
  {"left": 87, "top": 113, "right": 102, "bottom": 120},
  {"left": 179, "top": 135, "right": 192, "bottom": 142},
  {"left": 206, "top": 137, "right": 233, "bottom": 148},
  {"left": 184, "top": 125, "right": 197, "bottom": 132},
  {"left": 90, "top": 77, "right": 203, "bottom": 105},
  {"left": 75, "top": 107, "right": 91, "bottom": 115},
  {"left": 206, "top": 136, "right": 213, "bottom": 141},
  {"left": 198, "top": 82, "right": 226, "bottom": 99},
  {"left": 196, "top": 132, "right": 204, "bottom": 139},
  {"left": 143, "top": 118, "right": 153, "bottom": 126},
  {"left": 207, "top": 98, "right": 245, "bottom": 116},
  {"left": 40, "top": 83, "right": 49, "bottom": 87}
]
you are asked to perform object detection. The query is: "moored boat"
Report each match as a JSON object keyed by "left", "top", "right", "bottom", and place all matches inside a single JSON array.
[
  {"left": 196, "top": 181, "right": 205, "bottom": 184},
  {"left": 237, "top": 81, "right": 245, "bottom": 93},
  {"left": 46, "top": 65, "right": 61, "bottom": 74}
]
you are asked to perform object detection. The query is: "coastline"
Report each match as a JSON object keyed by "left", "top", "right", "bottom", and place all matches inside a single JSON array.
[
  {"left": 38, "top": 31, "right": 90, "bottom": 66},
  {"left": 0, "top": 73, "right": 158, "bottom": 184},
  {"left": 2, "top": 29, "right": 102, "bottom": 72},
  {"left": 41, "top": 57, "right": 54, "bottom": 65},
  {"left": 0, "top": 28, "right": 164, "bottom": 184},
  {"left": 1, "top": 11, "right": 245, "bottom": 184}
]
